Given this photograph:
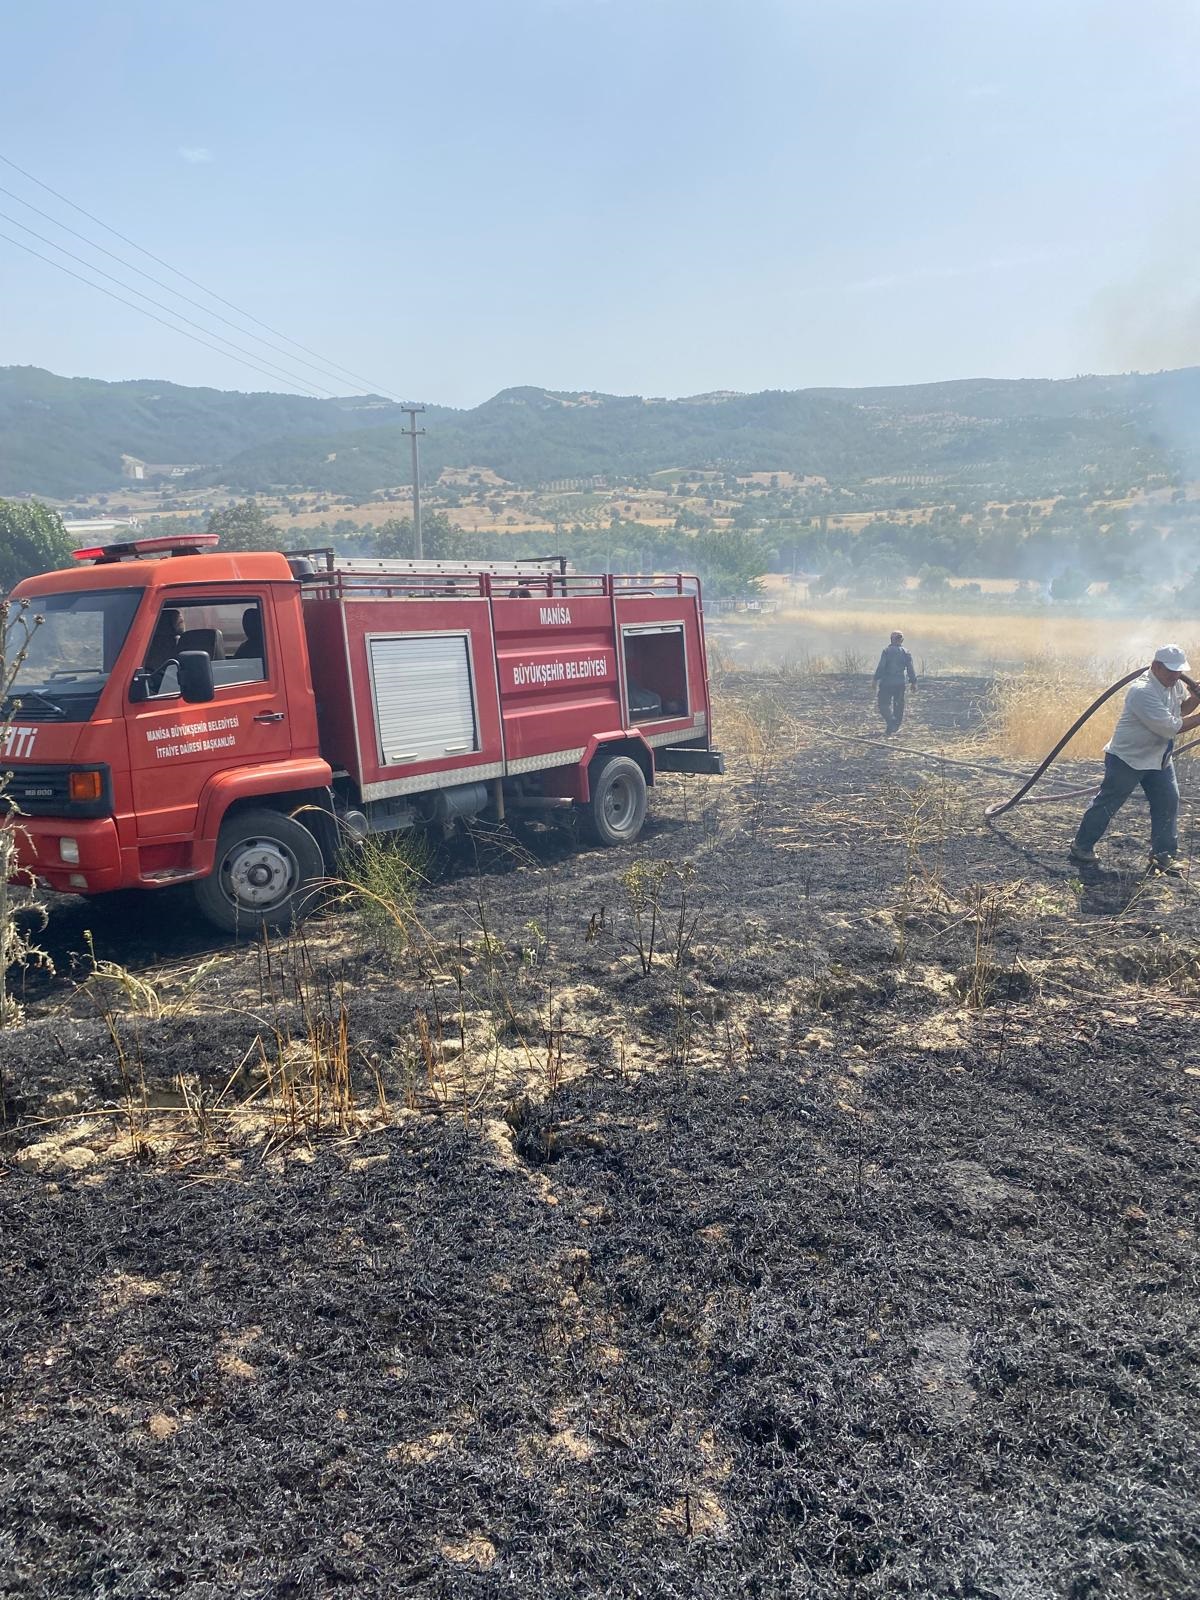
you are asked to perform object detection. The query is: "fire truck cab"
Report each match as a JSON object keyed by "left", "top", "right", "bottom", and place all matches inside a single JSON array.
[{"left": 4, "top": 536, "right": 723, "bottom": 933}]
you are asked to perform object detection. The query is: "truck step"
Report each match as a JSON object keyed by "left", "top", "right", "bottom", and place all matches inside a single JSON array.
[{"left": 656, "top": 747, "right": 726, "bottom": 776}]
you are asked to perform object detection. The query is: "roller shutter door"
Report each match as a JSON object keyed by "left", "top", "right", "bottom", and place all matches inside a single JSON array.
[{"left": 369, "top": 633, "right": 479, "bottom": 765}]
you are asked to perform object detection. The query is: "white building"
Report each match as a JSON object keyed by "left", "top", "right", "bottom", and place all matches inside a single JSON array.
[{"left": 62, "top": 518, "right": 141, "bottom": 537}]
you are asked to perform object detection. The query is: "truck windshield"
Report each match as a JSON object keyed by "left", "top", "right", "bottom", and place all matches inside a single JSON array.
[{"left": 6, "top": 588, "right": 143, "bottom": 721}]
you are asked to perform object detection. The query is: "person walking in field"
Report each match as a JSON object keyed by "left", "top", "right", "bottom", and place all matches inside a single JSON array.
[
  {"left": 1070, "top": 645, "right": 1200, "bottom": 876},
  {"left": 873, "top": 630, "right": 917, "bottom": 734}
]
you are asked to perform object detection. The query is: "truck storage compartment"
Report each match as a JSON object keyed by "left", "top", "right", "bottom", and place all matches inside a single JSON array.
[
  {"left": 622, "top": 624, "right": 689, "bottom": 722},
  {"left": 368, "top": 633, "right": 479, "bottom": 765}
]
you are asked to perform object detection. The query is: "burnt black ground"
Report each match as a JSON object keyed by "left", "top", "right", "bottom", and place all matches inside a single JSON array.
[{"left": 2, "top": 673, "right": 1199, "bottom": 1599}]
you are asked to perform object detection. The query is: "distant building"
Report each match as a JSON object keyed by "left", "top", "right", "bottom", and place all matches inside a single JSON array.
[
  {"left": 62, "top": 517, "right": 141, "bottom": 537},
  {"left": 120, "top": 455, "right": 201, "bottom": 480}
]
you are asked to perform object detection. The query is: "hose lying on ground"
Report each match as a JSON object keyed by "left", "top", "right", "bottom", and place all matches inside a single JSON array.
[{"left": 819, "top": 725, "right": 1084, "bottom": 796}]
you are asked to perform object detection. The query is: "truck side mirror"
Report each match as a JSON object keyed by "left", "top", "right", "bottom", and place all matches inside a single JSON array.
[{"left": 178, "top": 650, "right": 215, "bottom": 704}]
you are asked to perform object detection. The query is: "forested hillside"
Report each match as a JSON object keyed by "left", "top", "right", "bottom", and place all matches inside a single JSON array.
[
  {"left": 0, "top": 368, "right": 435, "bottom": 496},
  {"left": 4, "top": 365, "right": 1200, "bottom": 499}
]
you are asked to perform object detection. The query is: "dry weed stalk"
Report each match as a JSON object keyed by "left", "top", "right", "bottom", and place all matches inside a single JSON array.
[
  {"left": 243, "top": 934, "right": 385, "bottom": 1149},
  {"left": 885, "top": 773, "right": 962, "bottom": 964},
  {"left": 543, "top": 984, "right": 565, "bottom": 1106},
  {"left": 620, "top": 860, "right": 671, "bottom": 975},
  {"left": 717, "top": 689, "right": 798, "bottom": 838},
  {"left": 450, "top": 946, "right": 500, "bottom": 1124},
  {"left": 776, "top": 649, "right": 830, "bottom": 679},
  {"left": 80, "top": 931, "right": 222, "bottom": 1019},
  {"left": 86, "top": 983, "right": 152, "bottom": 1161},
  {"left": 961, "top": 887, "right": 1005, "bottom": 1010},
  {"left": 324, "top": 832, "right": 432, "bottom": 962},
  {"left": 0, "top": 599, "right": 52, "bottom": 1027}
]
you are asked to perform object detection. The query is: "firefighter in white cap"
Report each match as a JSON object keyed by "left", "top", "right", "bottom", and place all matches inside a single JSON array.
[{"left": 1070, "top": 644, "right": 1200, "bottom": 875}]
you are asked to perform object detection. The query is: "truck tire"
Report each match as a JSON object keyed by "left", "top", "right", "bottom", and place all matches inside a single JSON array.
[
  {"left": 583, "top": 753, "right": 648, "bottom": 847},
  {"left": 193, "top": 808, "right": 324, "bottom": 934}
]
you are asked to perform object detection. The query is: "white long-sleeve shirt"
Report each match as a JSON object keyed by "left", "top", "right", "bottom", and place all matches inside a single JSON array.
[{"left": 1105, "top": 671, "right": 1186, "bottom": 770}]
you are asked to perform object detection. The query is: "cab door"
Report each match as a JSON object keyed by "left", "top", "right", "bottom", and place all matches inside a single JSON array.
[{"left": 126, "top": 590, "right": 293, "bottom": 843}]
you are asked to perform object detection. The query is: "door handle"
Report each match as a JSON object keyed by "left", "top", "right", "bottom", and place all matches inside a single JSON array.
[{"left": 254, "top": 710, "right": 286, "bottom": 724}]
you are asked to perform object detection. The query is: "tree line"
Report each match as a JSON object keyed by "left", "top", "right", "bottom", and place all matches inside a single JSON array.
[
  {"left": 203, "top": 501, "right": 771, "bottom": 602},
  {"left": 768, "top": 495, "right": 1200, "bottom": 609},
  {"left": 5, "top": 491, "right": 1200, "bottom": 614}
]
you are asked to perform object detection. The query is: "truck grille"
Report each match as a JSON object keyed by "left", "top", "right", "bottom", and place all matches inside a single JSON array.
[{"left": 1, "top": 764, "right": 114, "bottom": 819}]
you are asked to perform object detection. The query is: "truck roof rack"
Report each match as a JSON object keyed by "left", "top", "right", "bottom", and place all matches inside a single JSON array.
[
  {"left": 294, "top": 564, "right": 701, "bottom": 602},
  {"left": 284, "top": 548, "right": 568, "bottom": 578}
]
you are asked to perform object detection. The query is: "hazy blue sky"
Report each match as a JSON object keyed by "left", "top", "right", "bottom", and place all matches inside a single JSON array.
[{"left": 2, "top": 0, "right": 1198, "bottom": 405}]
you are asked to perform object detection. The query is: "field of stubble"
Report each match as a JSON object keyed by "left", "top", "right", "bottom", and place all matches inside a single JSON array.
[{"left": 2, "top": 673, "right": 1199, "bottom": 1599}]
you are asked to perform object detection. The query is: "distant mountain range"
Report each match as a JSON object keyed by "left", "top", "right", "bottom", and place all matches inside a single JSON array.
[{"left": 3, "top": 364, "right": 1200, "bottom": 500}]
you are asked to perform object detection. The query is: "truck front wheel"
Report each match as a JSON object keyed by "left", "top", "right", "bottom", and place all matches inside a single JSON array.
[
  {"left": 194, "top": 808, "right": 324, "bottom": 934},
  {"left": 583, "top": 754, "right": 648, "bottom": 846}
]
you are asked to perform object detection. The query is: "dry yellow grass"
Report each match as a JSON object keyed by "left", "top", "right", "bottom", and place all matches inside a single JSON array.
[
  {"left": 779, "top": 607, "right": 1200, "bottom": 671},
  {"left": 987, "top": 646, "right": 1200, "bottom": 761},
  {"left": 986, "top": 657, "right": 1126, "bottom": 762},
  {"left": 724, "top": 603, "right": 1200, "bottom": 765}
]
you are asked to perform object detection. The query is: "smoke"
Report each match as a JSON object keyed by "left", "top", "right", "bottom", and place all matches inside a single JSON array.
[{"left": 1094, "top": 266, "right": 1200, "bottom": 373}]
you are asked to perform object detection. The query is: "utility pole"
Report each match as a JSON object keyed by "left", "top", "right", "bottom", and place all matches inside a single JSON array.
[{"left": 402, "top": 406, "right": 426, "bottom": 558}]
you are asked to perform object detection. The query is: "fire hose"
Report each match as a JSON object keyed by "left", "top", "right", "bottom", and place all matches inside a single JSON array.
[{"left": 985, "top": 665, "right": 1200, "bottom": 818}]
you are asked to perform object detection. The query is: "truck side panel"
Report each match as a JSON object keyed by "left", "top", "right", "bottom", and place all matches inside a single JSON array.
[
  {"left": 302, "top": 582, "right": 715, "bottom": 804},
  {"left": 301, "top": 595, "right": 360, "bottom": 777},
  {"left": 491, "top": 595, "right": 622, "bottom": 766},
  {"left": 313, "top": 596, "right": 506, "bottom": 802}
]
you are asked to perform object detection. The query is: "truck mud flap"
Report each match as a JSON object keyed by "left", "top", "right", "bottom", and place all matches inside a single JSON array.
[{"left": 655, "top": 747, "right": 725, "bottom": 776}]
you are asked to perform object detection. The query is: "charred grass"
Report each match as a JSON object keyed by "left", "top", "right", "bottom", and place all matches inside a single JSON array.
[{"left": 2, "top": 674, "right": 1200, "bottom": 1597}]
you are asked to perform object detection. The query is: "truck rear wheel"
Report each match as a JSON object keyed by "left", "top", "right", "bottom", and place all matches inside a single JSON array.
[
  {"left": 583, "top": 754, "right": 648, "bottom": 846},
  {"left": 194, "top": 808, "right": 323, "bottom": 934}
]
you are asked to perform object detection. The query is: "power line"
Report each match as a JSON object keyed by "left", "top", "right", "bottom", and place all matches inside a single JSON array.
[
  {"left": 0, "top": 178, "right": 394, "bottom": 399},
  {"left": 0, "top": 151, "right": 402, "bottom": 400},
  {"left": 0, "top": 207, "right": 341, "bottom": 396},
  {"left": 0, "top": 228, "right": 327, "bottom": 398}
]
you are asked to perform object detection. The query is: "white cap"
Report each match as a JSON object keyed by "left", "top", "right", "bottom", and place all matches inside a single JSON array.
[{"left": 1153, "top": 644, "right": 1191, "bottom": 672}]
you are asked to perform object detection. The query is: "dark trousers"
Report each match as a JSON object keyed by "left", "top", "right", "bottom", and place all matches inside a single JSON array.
[
  {"left": 877, "top": 683, "right": 906, "bottom": 733},
  {"left": 1074, "top": 751, "right": 1179, "bottom": 858}
]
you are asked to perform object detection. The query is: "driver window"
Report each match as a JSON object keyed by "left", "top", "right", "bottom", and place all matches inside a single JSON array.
[{"left": 143, "top": 600, "right": 267, "bottom": 697}]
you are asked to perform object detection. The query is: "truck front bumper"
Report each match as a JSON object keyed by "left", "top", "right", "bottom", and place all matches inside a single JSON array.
[{"left": 7, "top": 816, "right": 125, "bottom": 895}]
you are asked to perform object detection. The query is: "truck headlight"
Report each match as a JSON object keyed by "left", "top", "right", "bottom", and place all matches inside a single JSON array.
[{"left": 60, "top": 837, "right": 80, "bottom": 864}]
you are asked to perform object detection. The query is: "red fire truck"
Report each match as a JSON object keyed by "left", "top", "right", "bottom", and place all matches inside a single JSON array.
[{"left": 3, "top": 536, "right": 723, "bottom": 932}]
